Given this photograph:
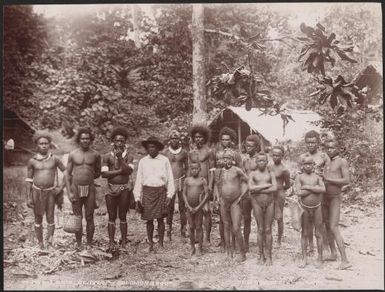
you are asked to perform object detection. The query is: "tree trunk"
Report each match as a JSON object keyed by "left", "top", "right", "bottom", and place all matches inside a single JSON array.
[
  {"left": 132, "top": 5, "right": 140, "bottom": 48},
  {"left": 192, "top": 4, "right": 207, "bottom": 125}
]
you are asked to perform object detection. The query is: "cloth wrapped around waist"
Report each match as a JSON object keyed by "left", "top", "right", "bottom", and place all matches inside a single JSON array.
[
  {"left": 71, "top": 183, "right": 94, "bottom": 199},
  {"left": 108, "top": 183, "right": 130, "bottom": 196},
  {"left": 141, "top": 185, "right": 168, "bottom": 221}
]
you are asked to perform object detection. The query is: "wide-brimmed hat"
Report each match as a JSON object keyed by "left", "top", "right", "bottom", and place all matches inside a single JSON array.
[{"left": 141, "top": 136, "right": 164, "bottom": 151}]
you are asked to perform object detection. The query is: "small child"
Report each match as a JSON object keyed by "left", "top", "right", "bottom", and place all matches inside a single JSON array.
[
  {"left": 295, "top": 155, "right": 325, "bottom": 268},
  {"left": 213, "top": 150, "right": 248, "bottom": 262},
  {"left": 183, "top": 162, "right": 209, "bottom": 256},
  {"left": 248, "top": 152, "right": 277, "bottom": 265}
]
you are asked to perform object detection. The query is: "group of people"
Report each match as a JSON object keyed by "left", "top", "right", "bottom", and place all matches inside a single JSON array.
[{"left": 25, "top": 124, "right": 351, "bottom": 269}]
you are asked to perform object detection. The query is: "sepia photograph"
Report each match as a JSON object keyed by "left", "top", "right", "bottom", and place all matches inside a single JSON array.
[{"left": 3, "top": 2, "right": 383, "bottom": 290}]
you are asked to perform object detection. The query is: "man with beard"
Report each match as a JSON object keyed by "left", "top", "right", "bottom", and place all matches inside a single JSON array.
[
  {"left": 66, "top": 127, "right": 101, "bottom": 249},
  {"left": 188, "top": 125, "right": 215, "bottom": 245},
  {"left": 101, "top": 127, "right": 134, "bottom": 249},
  {"left": 163, "top": 130, "right": 189, "bottom": 240}
]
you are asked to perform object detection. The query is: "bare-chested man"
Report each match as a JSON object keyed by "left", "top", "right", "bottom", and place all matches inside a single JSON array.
[
  {"left": 322, "top": 139, "right": 351, "bottom": 270},
  {"left": 241, "top": 134, "right": 261, "bottom": 252},
  {"left": 188, "top": 125, "right": 215, "bottom": 245},
  {"left": 67, "top": 127, "right": 101, "bottom": 249},
  {"left": 163, "top": 130, "right": 189, "bottom": 240},
  {"left": 183, "top": 162, "right": 209, "bottom": 256},
  {"left": 249, "top": 152, "right": 277, "bottom": 265},
  {"left": 214, "top": 150, "right": 248, "bottom": 262},
  {"left": 300, "top": 130, "right": 330, "bottom": 253},
  {"left": 212, "top": 127, "right": 243, "bottom": 251},
  {"left": 270, "top": 145, "right": 291, "bottom": 246},
  {"left": 295, "top": 155, "right": 325, "bottom": 268},
  {"left": 26, "top": 132, "right": 71, "bottom": 250},
  {"left": 101, "top": 126, "right": 134, "bottom": 249}
]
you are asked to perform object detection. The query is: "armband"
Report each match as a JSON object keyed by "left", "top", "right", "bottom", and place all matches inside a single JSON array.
[
  {"left": 25, "top": 178, "right": 33, "bottom": 183},
  {"left": 209, "top": 168, "right": 216, "bottom": 172},
  {"left": 128, "top": 164, "right": 135, "bottom": 170},
  {"left": 101, "top": 166, "right": 109, "bottom": 172}
]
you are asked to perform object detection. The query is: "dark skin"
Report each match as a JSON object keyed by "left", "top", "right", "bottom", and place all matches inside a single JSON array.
[
  {"left": 101, "top": 134, "right": 133, "bottom": 248},
  {"left": 188, "top": 132, "right": 215, "bottom": 244},
  {"left": 241, "top": 140, "right": 260, "bottom": 252},
  {"left": 248, "top": 154, "right": 277, "bottom": 266},
  {"left": 26, "top": 138, "right": 70, "bottom": 203},
  {"left": 322, "top": 141, "right": 351, "bottom": 270},
  {"left": 212, "top": 134, "right": 243, "bottom": 252},
  {"left": 183, "top": 163, "right": 209, "bottom": 256},
  {"left": 295, "top": 157, "right": 325, "bottom": 268},
  {"left": 136, "top": 143, "right": 171, "bottom": 251},
  {"left": 300, "top": 136, "right": 330, "bottom": 254},
  {"left": 26, "top": 137, "right": 71, "bottom": 249},
  {"left": 163, "top": 134, "right": 189, "bottom": 239},
  {"left": 66, "top": 133, "right": 101, "bottom": 248},
  {"left": 216, "top": 155, "right": 248, "bottom": 262},
  {"left": 270, "top": 148, "right": 291, "bottom": 246},
  {"left": 101, "top": 135, "right": 133, "bottom": 182}
]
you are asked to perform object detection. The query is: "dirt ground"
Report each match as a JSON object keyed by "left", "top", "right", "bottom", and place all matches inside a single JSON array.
[{"left": 4, "top": 187, "right": 384, "bottom": 290}]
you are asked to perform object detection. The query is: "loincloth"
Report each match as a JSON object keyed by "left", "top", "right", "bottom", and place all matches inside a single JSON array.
[
  {"left": 107, "top": 183, "right": 130, "bottom": 197},
  {"left": 141, "top": 186, "right": 168, "bottom": 221},
  {"left": 71, "top": 183, "right": 93, "bottom": 199},
  {"left": 31, "top": 185, "right": 56, "bottom": 216},
  {"left": 323, "top": 193, "right": 341, "bottom": 207}
]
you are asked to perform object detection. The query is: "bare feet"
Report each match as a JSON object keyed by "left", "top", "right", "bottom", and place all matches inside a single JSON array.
[
  {"left": 196, "top": 249, "right": 202, "bottom": 256},
  {"left": 308, "top": 245, "right": 315, "bottom": 255},
  {"left": 220, "top": 243, "right": 225, "bottom": 253},
  {"left": 191, "top": 248, "right": 196, "bottom": 256},
  {"left": 298, "top": 259, "right": 307, "bottom": 268},
  {"left": 166, "top": 230, "right": 172, "bottom": 242},
  {"left": 244, "top": 243, "right": 249, "bottom": 253},
  {"left": 257, "top": 255, "right": 265, "bottom": 265},
  {"left": 338, "top": 261, "right": 352, "bottom": 270},
  {"left": 148, "top": 244, "right": 154, "bottom": 253},
  {"left": 265, "top": 257, "right": 272, "bottom": 266},
  {"left": 324, "top": 254, "right": 338, "bottom": 261},
  {"left": 38, "top": 243, "right": 45, "bottom": 250}
]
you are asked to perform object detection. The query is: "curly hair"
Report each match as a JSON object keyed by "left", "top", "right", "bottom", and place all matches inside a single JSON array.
[
  {"left": 33, "top": 131, "right": 52, "bottom": 144},
  {"left": 245, "top": 134, "right": 261, "bottom": 152},
  {"left": 272, "top": 145, "right": 285, "bottom": 155},
  {"left": 75, "top": 127, "right": 94, "bottom": 144},
  {"left": 189, "top": 124, "right": 211, "bottom": 144},
  {"left": 218, "top": 127, "right": 237, "bottom": 142},
  {"left": 110, "top": 126, "right": 129, "bottom": 141},
  {"left": 304, "top": 130, "right": 320, "bottom": 141}
]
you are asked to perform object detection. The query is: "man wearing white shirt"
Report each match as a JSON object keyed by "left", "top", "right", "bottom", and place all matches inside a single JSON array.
[{"left": 133, "top": 136, "right": 174, "bottom": 252}]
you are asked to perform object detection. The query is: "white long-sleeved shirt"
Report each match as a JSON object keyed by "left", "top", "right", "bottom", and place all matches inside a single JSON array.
[{"left": 133, "top": 154, "right": 175, "bottom": 201}]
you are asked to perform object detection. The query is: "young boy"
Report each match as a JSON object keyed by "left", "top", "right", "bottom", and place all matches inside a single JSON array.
[
  {"left": 295, "top": 155, "right": 325, "bottom": 268},
  {"left": 26, "top": 132, "right": 70, "bottom": 250},
  {"left": 270, "top": 145, "right": 291, "bottom": 246},
  {"left": 183, "top": 162, "right": 209, "bottom": 256},
  {"left": 248, "top": 152, "right": 277, "bottom": 265},
  {"left": 323, "top": 139, "right": 351, "bottom": 270},
  {"left": 213, "top": 150, "right": 248, "bottom": 262}
]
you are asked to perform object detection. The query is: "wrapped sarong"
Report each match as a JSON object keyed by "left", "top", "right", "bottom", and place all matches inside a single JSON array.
[{"left": 141, "top": 186, "right": 168, "bottom": 221}]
